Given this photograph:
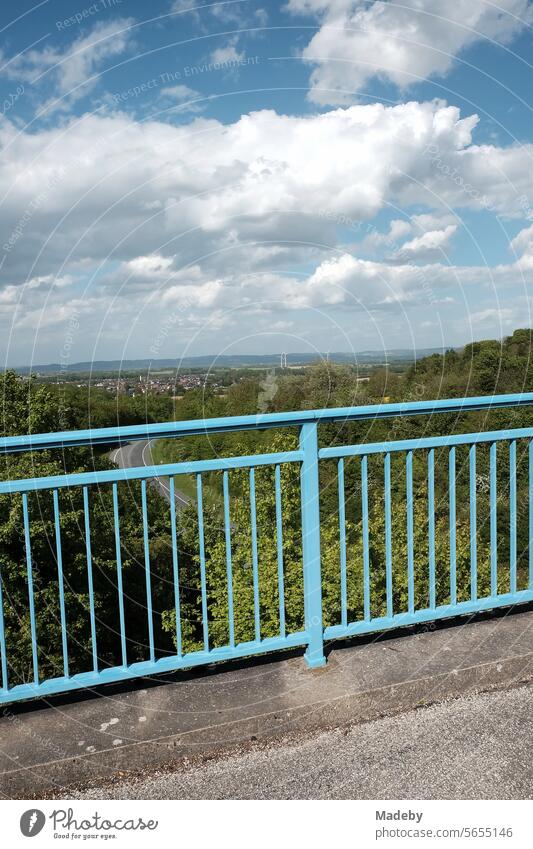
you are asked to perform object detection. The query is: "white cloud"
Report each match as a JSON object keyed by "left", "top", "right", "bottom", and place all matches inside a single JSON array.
[
  {"left": 361, "top": 219, "right": 412, "bottom": 252},
  {"left": 1, "top": 99, "right": 531, "bottom": 292},
  {"left": 360, "top": 213, "right": 458, "bottom": 257},
  {"left": 1, "top": 99, "right": 533, "bottom": 360},
  {"left": 160, "top": 84, "right": 199, "bottom": 102},
  {"left": 210, "top": 40, "right": 245, "bottom": 65},
  {"left": 287, "top": 0, "right": 532, "bottom": 104},
  {"left": 5, "top": 19, "right": 135, "bottom": 111},
  {"left": 410, "top": 212, "right": 456, "bottom": 231},
  {"left": 159, "top": 84, "right": 204, "bottom": 114},
  {"left": 124, "top": 254, "right": 175, "bottom": 278},
  {"left": 395, "top": 223, "right": 457, "bottom": 261},
  {"left": 510, "top": 222, "right": 533, "bottom": 258},
  {"left": 0, "top": 100, "right": 485, "bottom": 287},
  {"left": 171, "top": 0, "right": 197, "bottom": 9},
  {"left": 26, "top": 273, "right": 74, "bottom": 289}
]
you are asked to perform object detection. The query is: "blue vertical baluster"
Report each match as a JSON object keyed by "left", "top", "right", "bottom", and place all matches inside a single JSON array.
[
  {"left": 530, "top": 440, "right": 533, "bottom": 591},
  {"left": 168, "top": 478, "right": 182, "bottom": 657},
  {"left": 300, "top": 422, "right": 325, "bottom": 668},
  {"left": 223, "top": 471, "right": 235, "bottom": 648},
  {"left": 428, "top": 449, "right": 436, "bottom": 610},
  {"left": 361, "top": 455, "right": 370, "bottom": 621},
  {"left": 22, "top": 493, "right": 38, "bottom": 684},
  {"left": 275, "top": 465, "right": 286, "bottom": 638},
  {"left": 82, "top": 487, "right": 98, "bottom": 672},
  {"left": 249, "top": 468, "right": 260, "bottom": 642},
  {"left": 469, "top": 445, "right": 477, "bottom": 602},
  {"left": 490, "top": 442, "right": 498, "bottom": 596},
  {"left": 406, "top": 451, "right": 414, "bottom": 614},
  {"left": 112, "top": 483, "right": 127, "bottom": 667},
  {"left": 141, "top": 481, "right": 155, "bottom": 663},
  {"left": 338, "top": 458, "right": 347, "bottom": 628},
  {"left": 196, "top": 474, "right": 209, "bottom": 651},
  {"left": 449, "top": 447, "right": 457, "bottom": 605},
  {"left": 0, "top": 560, "right": 7, "bottom": 692},
  {"left": 510, "top": 440, "right": 517, "bottom": 594},
  {"left": 53, "top": 490, "right": 69, "bottom": 678},
  {"left": 384, "top": 452, "right": 393, "bottom": 618}
]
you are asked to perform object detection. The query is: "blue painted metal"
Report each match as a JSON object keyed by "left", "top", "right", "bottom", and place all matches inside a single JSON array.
[
  {"left": 319, "top": 426, "right": 533, "bottom": 459},
  {"left": 384, "top": 452, "right": 393, "bottom": 618},
  {"left": 361, "top": 455, "right": 371, "bottom": 621},
  {"left": 22, "top": 493, "right": 39, "bottom": 684},
  {"left": 53, "top": 490, "right": 69, "bottom": 678},
  {"left": 428, "top": 449, "right": 436, "bottom": 610},
  {"left": 112, "top": 483, "right": 127, "bottom": 667},
  {"left": 196, "top": 474, "right": 209, "bottom": 651},
  {"left": 168, "top": 477, "right": 183, "bottom": 658},
  {"left": 0, "top": 559, "right": 7, "bottom": 691},
  {"left": 449, "top": 447, "right": 457, "bottom": 606},
  {"left": 274, "top": 464, "right": 286, "bottom": 637},
  {"left": 469, "top": 446, "right": 477, "bottom": 602},
  {"left": 223, "top": 471, "right": 235, "bottom": 648},
  {"left": 338, "top": 459, "right": 348, "bottom": 628},
  {"left": 2, "top": 392, "right": 533, "bottom": 454},
  {"left": 406, "top": 451, "right": 414, "bottom": 614},
  {"left": 3, "top": 392, "right": 533, "bottom": 705},
  {"left": 510, "top": 440, "right": 517, "bottom": 594},
  {"left": 324, "top": 589, "right": 533, "bottom": 642},
  {"left": 300, "top": 422, "right": 325, "bottom": 668},
  {"left": 141, "top": 480, "right": 155, "bottom": 663},
  {"left": 0, "top": 630, "right": 309, "bottom": 706},
  {"left": 82, "top": 486, "right": 98, "bottom": 672},
  {"left": 249, "top": 468, "right": 261, "bottom": 642},
  {"left": 490, "top": 442, "right": 498, "bottom": 596},
  {"left": 530, "top": 440, "right": 533, "bottom": 591},
  {"left": 0, "top": 450, "right": 304, "bottom": 495}
]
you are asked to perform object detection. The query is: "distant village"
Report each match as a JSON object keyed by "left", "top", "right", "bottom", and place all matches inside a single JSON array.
[{"left": 73, "top": 372, "right": 216, "bottom": 396}]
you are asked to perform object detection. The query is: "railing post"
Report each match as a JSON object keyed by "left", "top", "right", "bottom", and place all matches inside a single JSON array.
[{"left": 300, "top": 421, "right": 326, "bottom": 668}]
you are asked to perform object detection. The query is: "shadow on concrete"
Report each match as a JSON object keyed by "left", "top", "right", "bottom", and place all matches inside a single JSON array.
[
  {"left": 6, "top": 600, "right": 533, "bottom": 718},
  {"left": 2, "top": 601, "right": 533, "bottom": 797}
]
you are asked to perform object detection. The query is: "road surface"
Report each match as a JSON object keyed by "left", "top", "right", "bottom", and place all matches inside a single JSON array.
[
  {"left": 110, "top": 439, "right": 190, "bottom": 509},
  {"left": 69, "top": 684, "right": 533, "bottom": 799}
]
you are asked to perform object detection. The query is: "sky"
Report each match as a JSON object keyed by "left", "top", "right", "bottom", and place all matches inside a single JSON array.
[{"left": 1, "top": 0, "right": 533, "bottom": 366}]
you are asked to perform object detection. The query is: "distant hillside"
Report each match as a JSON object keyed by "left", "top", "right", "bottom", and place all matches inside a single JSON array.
[{"left": 12, "top": 348, "right": 446, "bottom": 375}]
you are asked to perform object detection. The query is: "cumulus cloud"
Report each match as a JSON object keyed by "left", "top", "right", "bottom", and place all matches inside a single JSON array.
[
  {"left": 360, "top": 219, "right": 412, "bottom": 252},
  {"left": 0, "top": 100, "right": 484, "bottom": 284},
  {"left": 510, "top": 222, "right": 533, "bottom": 260},
  {"left": 394, "top": 223, "right": 458, "bottom": 261},
  {"left": 359, "top": 213, "right": 459, "bottom": 261},
  {"left": 287, "top": 0, "right": 532, "bottom": 104},
  {"left": 1, "top": 98, "right": 533, "bottom": 359},
  {"left": 2, "top": 100, "right": 532, "bottom": 286}
]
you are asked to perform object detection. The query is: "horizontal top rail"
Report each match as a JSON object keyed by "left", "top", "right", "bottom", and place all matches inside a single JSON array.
[
  {"left": 0, "top": 450, "right": 303, "bottom": 495},
  {"left": 1, "top": 392, "right": 533, "bottom": 454},
  {"left": 319, "top": 425, "right": 533, "bottom": 459}
]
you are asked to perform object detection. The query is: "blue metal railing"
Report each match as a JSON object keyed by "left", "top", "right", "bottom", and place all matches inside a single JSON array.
[{"left": 0, "top": 392, "right": 533, "bottom": 705}]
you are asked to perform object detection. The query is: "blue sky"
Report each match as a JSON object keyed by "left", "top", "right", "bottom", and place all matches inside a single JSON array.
[{"left": 1, "top": 0, "right": 533, "bottom": 365}]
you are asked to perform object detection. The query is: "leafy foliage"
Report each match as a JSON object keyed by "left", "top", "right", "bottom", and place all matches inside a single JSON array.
[{"left": 1, "top": 327, "right": 532, "bottom": 682}]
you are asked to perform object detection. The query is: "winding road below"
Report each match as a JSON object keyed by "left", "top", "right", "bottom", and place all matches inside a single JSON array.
[{"left": 110, "top": 439, "right": 190, "bottom": 510}]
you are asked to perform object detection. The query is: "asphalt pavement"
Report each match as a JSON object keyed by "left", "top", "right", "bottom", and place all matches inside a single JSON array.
[
  {"left": 69, "top": 684, "right": 533, "bottom": 800},
  {"left": 110, "top": 439, "right": 190, "bottom": 508}
]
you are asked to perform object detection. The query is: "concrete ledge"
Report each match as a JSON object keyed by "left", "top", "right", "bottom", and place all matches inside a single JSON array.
[{"left": 2, "top": 605, "right": 533, "bottom": 798}]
